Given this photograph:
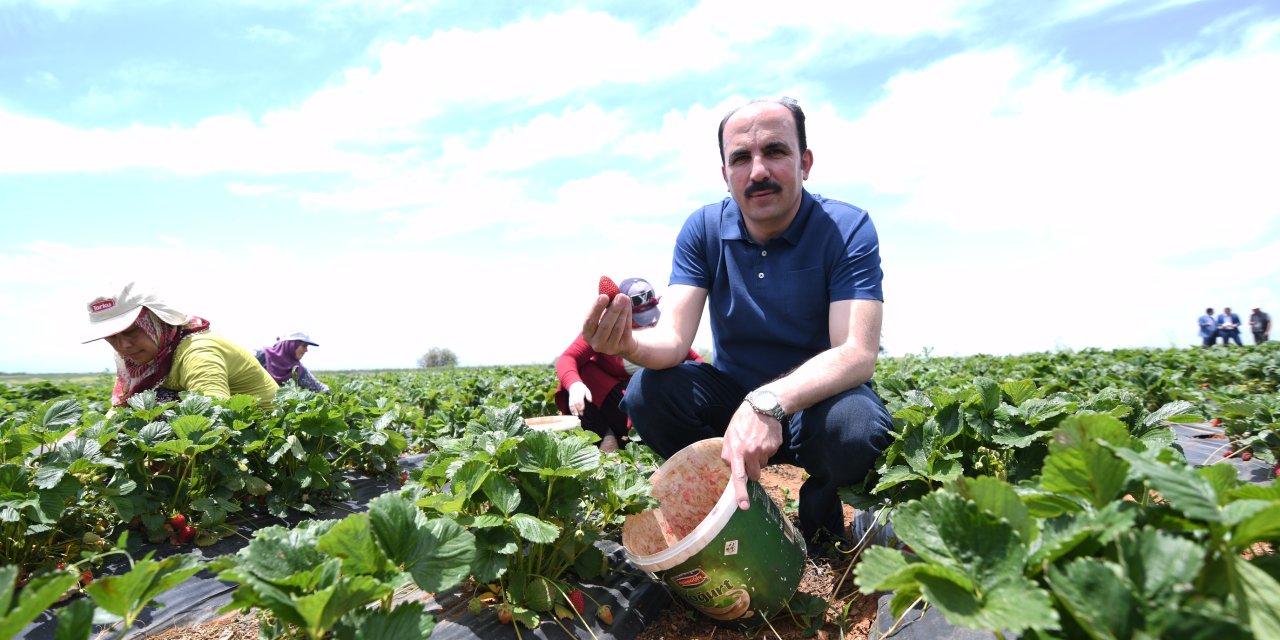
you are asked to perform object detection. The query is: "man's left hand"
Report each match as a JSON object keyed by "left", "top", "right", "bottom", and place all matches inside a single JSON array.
[{"left": 721, "top": 403, "right": 783, "bottom": 511}]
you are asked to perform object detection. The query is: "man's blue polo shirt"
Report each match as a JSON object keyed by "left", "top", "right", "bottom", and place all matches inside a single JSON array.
[{"left": 670, "top": 189, "right": 884, "bottom": 391}]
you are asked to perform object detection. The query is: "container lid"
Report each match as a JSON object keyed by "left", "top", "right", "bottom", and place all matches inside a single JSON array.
[{"left": 525, "top": 415, "right": 580, "bottom": 432}]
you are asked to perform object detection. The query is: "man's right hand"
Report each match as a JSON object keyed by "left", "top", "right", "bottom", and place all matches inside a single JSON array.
[
  {"left": 721, "top": 403, "right": 784, "bottom": 511},
  {"left": 582, "top": 293, "right": 636, "bottom": 357}
]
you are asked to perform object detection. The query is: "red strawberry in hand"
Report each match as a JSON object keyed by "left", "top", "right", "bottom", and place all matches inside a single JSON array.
[{"left": 599, "top": 276, "right": 620, "bottom": 301}]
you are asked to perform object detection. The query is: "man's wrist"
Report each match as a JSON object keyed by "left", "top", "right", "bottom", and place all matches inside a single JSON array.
[{"left": 745, "top": 389, "right": 787, "bottom": 422}]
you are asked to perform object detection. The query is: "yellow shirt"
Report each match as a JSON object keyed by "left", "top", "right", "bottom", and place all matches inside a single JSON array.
[{"left": 161, "top": 332, "right": 279, "bottom": 407}]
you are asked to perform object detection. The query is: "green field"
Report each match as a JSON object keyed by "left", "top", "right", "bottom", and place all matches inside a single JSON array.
[{"left": 3, "top": 347, "right": 1279, "bottom": 639}]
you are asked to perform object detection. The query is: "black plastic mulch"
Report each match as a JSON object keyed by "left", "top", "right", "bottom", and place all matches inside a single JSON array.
[
  {"left": 1172, "top": 422, "right": 1274, "bottom": 482},
  {"left": 17, "top": 453, "right": 671, "bottom": 640}
]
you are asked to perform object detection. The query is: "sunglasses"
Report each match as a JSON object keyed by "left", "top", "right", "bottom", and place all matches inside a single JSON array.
[{"left": 629, "top": 289, "right": 654, "bottom": 307}]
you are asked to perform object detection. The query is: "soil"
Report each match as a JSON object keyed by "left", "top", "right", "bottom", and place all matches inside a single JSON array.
[{"left": 141, "top": 464, "right": 879, "bottom": 640}]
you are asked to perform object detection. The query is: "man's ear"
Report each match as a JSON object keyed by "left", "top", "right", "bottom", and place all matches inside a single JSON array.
[
  {"left": 721, "top": 164, "right": 728, "bottom": 191},
  {"left": 801, "top": 148, "right": 814, "bottom": 180}
]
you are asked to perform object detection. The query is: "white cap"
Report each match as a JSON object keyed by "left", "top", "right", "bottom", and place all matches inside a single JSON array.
[
  {"left": 83, "top": 282, "right": 188, "bottom": 343},
  {"left": 279, "top": 331, "right": 318, "bottom": 346}
]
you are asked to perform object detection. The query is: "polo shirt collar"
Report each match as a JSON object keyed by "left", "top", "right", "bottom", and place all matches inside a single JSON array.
[{"left": 720, "top": 189, "right": 816, "bottom": 246}]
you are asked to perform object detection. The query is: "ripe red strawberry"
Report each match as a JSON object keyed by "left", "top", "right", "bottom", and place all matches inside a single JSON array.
[
  {"left": 1241, "top": 452, "right": 1253, "bottom": 461},
  {"left": 79, "top": 569, "right": 93, "bottom": 586},
  {"left": 177, "top": 525, "right": 197, "bottom": 544},
  {"left": 1201, "top": 383, "right": 1210, "bottom": 388},
  {"left": 1212, "top": 418, "right": 1221, "bottom": 426},
  {"left": 400, "top": 472, "right": 409, "bottom": 483},
  {"left": 168, "top": 513, "right": 187, "bottom": 528},
  {"left": 598, "top": 276, "right": 620, "bottom": 299},
  {"left": 568, "top": 588, "right": 586, "bottom": 615}
]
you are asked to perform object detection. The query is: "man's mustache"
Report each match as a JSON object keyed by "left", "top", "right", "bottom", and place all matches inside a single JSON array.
[{"left": 744, "top": 180, "right": 782, "bottom": 197}]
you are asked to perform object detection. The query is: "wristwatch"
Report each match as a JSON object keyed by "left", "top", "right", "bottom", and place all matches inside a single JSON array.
[{"left": 746, "top": 389, "right": 787, "bottom": 423}]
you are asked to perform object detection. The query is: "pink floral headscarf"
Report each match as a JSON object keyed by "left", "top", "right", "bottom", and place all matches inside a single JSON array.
[{"left": 110, "top": 309, "right": 210, "bottom": 407}]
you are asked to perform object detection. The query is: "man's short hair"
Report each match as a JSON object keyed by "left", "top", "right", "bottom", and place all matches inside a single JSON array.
[{"left": 717, "top": 96, "right": 807, "bottom": 162}]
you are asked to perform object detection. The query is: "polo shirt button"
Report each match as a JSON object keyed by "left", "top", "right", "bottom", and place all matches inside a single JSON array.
[
  {"left": 757, "top": 272, "right": 765, "bottom": 279},
  {"left": 761, "top": 250, "right": 767, "bottom": 256}
]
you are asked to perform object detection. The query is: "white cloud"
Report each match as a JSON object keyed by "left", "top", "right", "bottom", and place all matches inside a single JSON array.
[
  {"left": 244, "top": 24, "right": 296, "bottom": 45},
  {"left": 226, "top": 182, "right": 287, "bottom": 196},
  {"left": 816, "top": 32, "right": 1279, "bottom": 251},
  {"left": 23, "top": 70, "right": 60, "bottom": 89},
  {"left": 0, "top": 111, "right": 374, "bottom": 174},
  {"left": 806, "top": 34, "right": 1279, "bottom": 356},
  {"left": 0, "top": 1, "right": 973, "bottom": 185},
  {"left": 1054, "top": 0, "right": 1209, "bottom": 23},
  {"left": 6, "top": 3, "right": 1280, "bottom": 374}
]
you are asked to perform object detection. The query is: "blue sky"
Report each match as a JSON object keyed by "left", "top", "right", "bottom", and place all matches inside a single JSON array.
[{"left": 2, "top": 0, "right": 1278, "bottom": 373}]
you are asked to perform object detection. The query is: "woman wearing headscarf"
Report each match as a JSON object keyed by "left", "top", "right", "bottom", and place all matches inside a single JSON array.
[
  {"left": 83, "top": 282, "right": 279, "bottom": 408},
  {"left": 256, "top": 332, "right": 331, "bottom": 394},
  {"left": 555, "top": 277, "right": 704, "bottom": 452}
]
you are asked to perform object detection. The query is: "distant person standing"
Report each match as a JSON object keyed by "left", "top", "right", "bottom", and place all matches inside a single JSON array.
[
  {"left": 1217, "top": 307, "right": 1243, "bottom": 346},
  {"left": 1250, "top": 307, "right": 1271, "bottom": 344},
  {"left": 1199, "top": 308, "right": 1218, "bottom": 347}
]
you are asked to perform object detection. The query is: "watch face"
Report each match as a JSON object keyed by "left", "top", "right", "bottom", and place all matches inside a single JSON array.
[{"left": 750, "top": 391, "right": 781, "bottom": 417}]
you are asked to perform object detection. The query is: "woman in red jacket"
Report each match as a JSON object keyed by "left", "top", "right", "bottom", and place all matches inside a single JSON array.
[{"left": 555, "top": 277, "right": 704, "bottom": 452}]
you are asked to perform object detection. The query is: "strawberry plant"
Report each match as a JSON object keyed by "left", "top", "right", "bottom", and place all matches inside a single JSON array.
[
  {"left": 1212, "top": 394, "right": 1280, "bottom": 466},
  {"left": 211, "top": 492, "right": 473, "bottom": 639},
  {"left": 108, "top": 395, "right": 254, "bottom": 543},
  {"left": 856, "top": 414, "right": 1280, "bottom": 638},
  {"left": 0, "top": 399, "right": 127, "bottom": 577},
  {"left": 80, "top": 547, "right": 204, "bottom": 635},
  {"left": 412, "top": 406, "right": 655, "bottom": 625},
  {"left": 0, "top": 563, "right": 80, "bottom": 638},
  {"left": 848, "top": 375, "right": 1201, "bottom": 507}
]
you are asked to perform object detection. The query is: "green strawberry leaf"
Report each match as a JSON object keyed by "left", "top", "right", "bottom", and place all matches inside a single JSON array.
[
  {"left": 317, "top": 513, "right": 391, "bottom": 577},
  {"left": 1047, "top": 557, "right": 1138, "bottom": 639},
  {"left": 351, "top": 601, "right": 436, "bottom": 640},
  {"left": 0, "top": 567, "right": 79, "bottom": 640},
  {"left": 510, "top": 513, "right": 560, "bottom": 544}
]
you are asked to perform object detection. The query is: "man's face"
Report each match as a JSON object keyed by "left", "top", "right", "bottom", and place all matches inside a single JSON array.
[
  {"left": 720, "top": 103, "right": 813, "bottom": 229},
  {"left": 105, "top": 323, "right": 158, "bottom": 365}
]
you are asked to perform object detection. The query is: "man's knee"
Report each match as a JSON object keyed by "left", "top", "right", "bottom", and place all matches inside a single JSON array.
[{"left": 793, "top": 386, "right": 892, "bottom": 478}]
